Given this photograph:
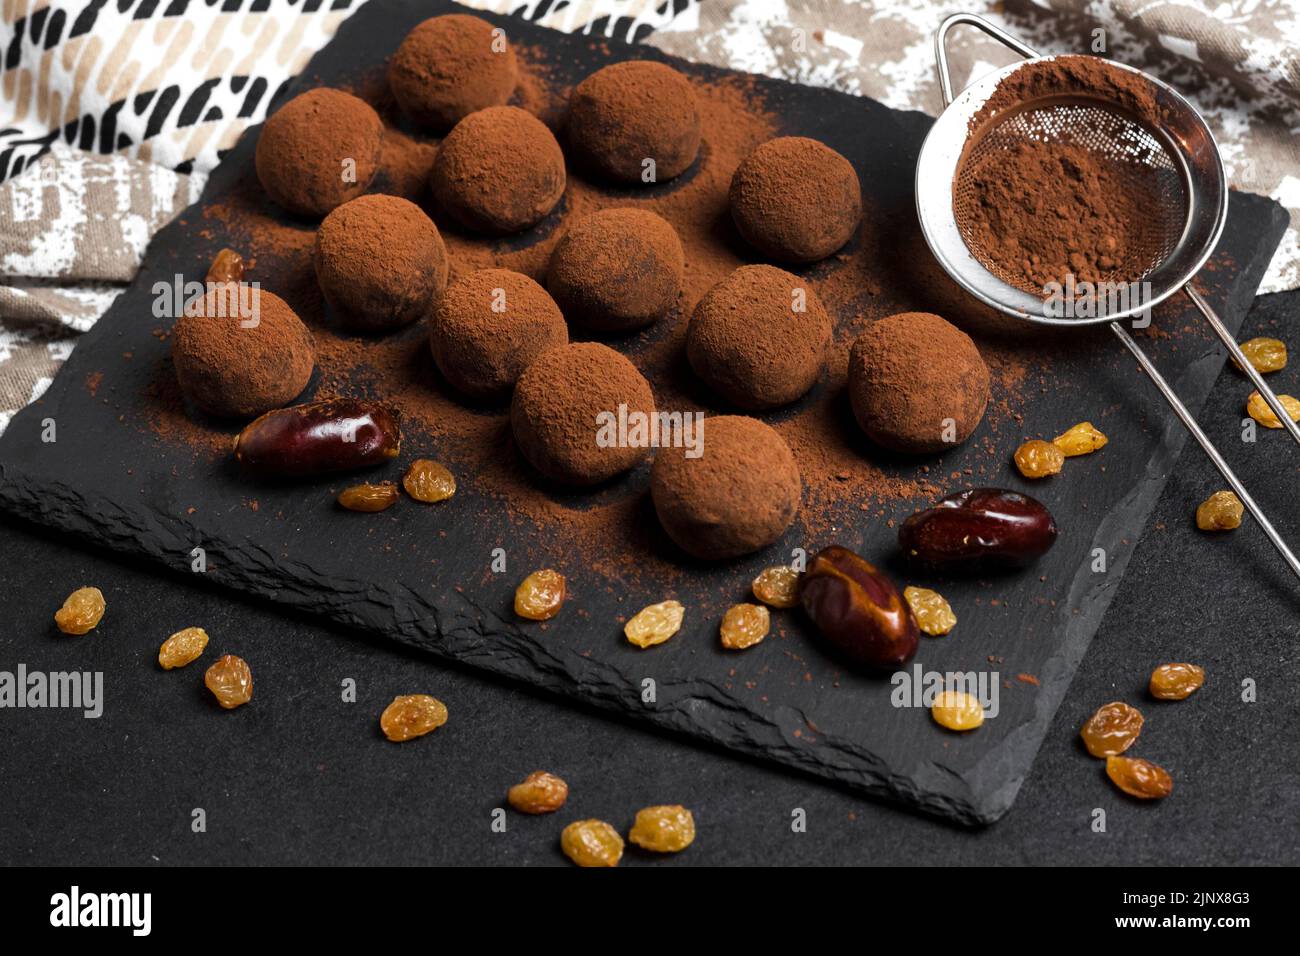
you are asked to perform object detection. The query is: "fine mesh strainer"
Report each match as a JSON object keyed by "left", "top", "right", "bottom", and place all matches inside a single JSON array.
[{"left": 916, "top": 13, "right": 1300, "bottom": 581}]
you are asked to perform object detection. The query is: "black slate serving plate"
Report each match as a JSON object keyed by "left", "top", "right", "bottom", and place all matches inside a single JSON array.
[{"left": 0, "top": 0, "right": 1286, "bottom": 824}]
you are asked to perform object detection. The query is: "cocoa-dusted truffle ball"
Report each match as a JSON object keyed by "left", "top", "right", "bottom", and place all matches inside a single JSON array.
[
  {"left": 651, "top": 416, "right": 801, "bottom": 560},
  {"left": 314, "top": 195, "right": 449, "bottom": 333},
  {"left": 430, "top": 269, "right": 568, "bottom": 402},
  {"left": 430, "top": 106, "right": 565, "bottom": 235},
  {"left": 848, "top": 311, "right": 990, "bottom": 454},
  {"left": 729, "top": 136, "right": 862, "bottom": 264},
  {"left": 687, "top": 265, "right": 831, "bottom": 410},
  {"left": 255, "top": 88, "right": 383, "bottom": 218},
  {"left": 547, "top": 208, "right": 683, "bottom": 332},
  {"left": 567, "top": 60, "right": 701, "bottom": 184},
  {"left": 172, "top": 287, "right": 315, "bottom": 420},
  {"left": 511, "top": 342, "right": 655, "bottom": 485},
  {"left": 388, "top": 14, "right": 517, "bottom": 131}
]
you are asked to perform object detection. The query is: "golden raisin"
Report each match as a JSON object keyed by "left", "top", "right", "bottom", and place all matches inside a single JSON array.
[
  {"left": 379, "top": 694, "right": 448, "bottom": 742},
  {"left": 1053, "top": 421, "right": 1108, "bottom": 456},
  {"left": 514, "top": 569, "right": 566, "bottom": 621},
  {"left": 54, "top": 586, "right": 105, "bottom": 635},
  {"left": 158, "top": 627, "right": 208, "bottom": 669},
  {"left": 1149, "top": 663, "right": 1205, "bottom": 700},
  {"left": 402, "top": 459, "right": 456, "bottom": 503},
  {"left": 507, "top": 771, "right": 569, "bottom": 814},
  {"left": 628, "top": 805, "right": 696, "bottom": 853},
  {"left": 560, "top": 819, "right": 623, "bottom": 867},
  {"left": 338, "top": 481, "right": 399, "bottom": 512},
  {"left": 1106, "top": 755, "right": 1173, "bottom": 800},
  {"left": 1013, "top": 439, "right": 1064, "bottom": 478},
  {"left": 720, "top": 603, "right": 769, "bottom": 650},
  {"left": 903, "top": 585, "right": 957, "bottom": 636},
  {"left": 206, "top": 247, "right": 244, "bottom": 284},
  {"left": 1080, "top": 701, "right": 1143, "bottom": 757},
  {"left": 1245, "top": 390, "right": 1300, "bottom": 428},
  {"left": 1196, "top": 490, "right": 1243, "bottom": 531},
  {"left": 931, "top": 690, "right": 984, "bottom": 731},
  {"left": 624, "top": 600, "right": 684, "bottom": 648},
  {"left": 751, "top": 566, "right": 800, "bottom": 609},
  {"left": 204, "top": 654, "right": 252, "bottom": 709},
  {"left": 1236, "top": 336, "right": 1286, "bottom": 374}
]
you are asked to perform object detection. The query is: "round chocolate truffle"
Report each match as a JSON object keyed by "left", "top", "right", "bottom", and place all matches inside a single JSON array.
[
  {"left": 729, "top": 136, "right": 862, "bottom": 264},
  {"left": 172, "top": 287, "right": 315, "bottom": 420},
  {"left": 650, "top": 415, "right": 801, "bottom": 561},
  {"left": 388, "top": 14, "right": 517, "bottom": 131},
  {"left": 566, "top": 60, "right": 701, "bottom": 184},
  {"left": 430, "top": 106, "right": 565, "bottom": 235},
  {"left": 847, "top": 311, "right": 990, "bottom": 454},
  {"left": 255, "top": 88, "right": 383, "bottom": 218},
  {"left": 430, "top": 269, "right": 568, "bottom": 402},
  {"left": 511, "top": 342, "right": 655, "bottom": 485},
  {"left": 686, "top": 264, "right": 831, "bottom": 410},
  {"left": 547, "top": 208, "right": 683, "bottom": 332},
  {"left": 314, "top": 195, "right": 449, "bottom": 332}
]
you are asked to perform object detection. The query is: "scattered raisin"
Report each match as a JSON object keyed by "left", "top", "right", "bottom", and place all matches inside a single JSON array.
[
  {"left": 1106, "top": 755, "right": 1173, "bottom": 799},
  {"left": 1236, "top": 336, "right": 1286, "bottom": 374},
  {"left": 206, "top": 248, "right": 244, "bottom": 284},
  {"left": 751, "top": 566, "right": 800, "bottom": 609},
  {"left": 1149, "top": 663, "right": 1205, "bottom": 700},
  {"left": 54, "top": 586, "right": 105, "bottom": 635},
  {"left": 560, "top": 819, "right": 624, "bottom": 867},
  {"left": 507, "top": 771, "right": 569, "bottom": 814},
  {"left": 1196, "top": 490, "right": 1243, "bottom": 531},
  {"left": 1053, "top": 421, "right": 1108, "bottom": 456},
  {"left": 338, "top": 481, "right": 399, "bottom": 512},
  {"left": 1013, "top": 439, "right": 1064, "bottom": 478},
  {"left": 1245, "top": 390, "right": 1300, "bottom": 429},
  {"left": 204, "top": 654, "right": 252, "bottom": 709},
  {"left": 903, "top": 586, "right": 957, "bottom": 636},
  {"left": 628, "top": 805, "right": 696, "bottom": 853},
  {"left": 403, "top": 459, "right": 456, "bottom": 503},
  {"left": 158, "top": 627, "right": 209, "bottom": 669},
  {"left": 379, "top": 694, "right": 448, "bottom": 742},
  {"left": 931, "top": 690, "right": 984, "bottom": 731},
  {"left": 720, "top": 603, "right": 769, "bottom": 650},
  {"left": 624, "top": 600, "right": 684, "bottom": 648},
  {"left": 1080, "top": 701, "right": 1143, "bottom": 757},
  {"left": 514, "top": 569, "right": 566, "bottom": 621}
]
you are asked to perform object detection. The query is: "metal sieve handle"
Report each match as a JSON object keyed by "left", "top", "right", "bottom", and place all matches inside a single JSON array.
[
  {"left": 935, "top": 13, "right": 1039, "bottom": 107},
  {"left": 1111, "top": 321, "right": 1300, "bottom": 582}
]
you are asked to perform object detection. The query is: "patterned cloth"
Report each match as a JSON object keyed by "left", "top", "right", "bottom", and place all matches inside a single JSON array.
[{"left": 2, "top": 0, "right": 1298, "bottom": 430}]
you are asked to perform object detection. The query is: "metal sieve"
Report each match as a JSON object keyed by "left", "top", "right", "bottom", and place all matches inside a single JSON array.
[{"left": 916, "top": 13, "right": 1300, "bottom": 581}]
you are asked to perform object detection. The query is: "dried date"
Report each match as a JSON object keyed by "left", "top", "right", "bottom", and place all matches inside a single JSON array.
[
  {"left": 234, "top": 399, "right": 401, "bottom": 477},
  {"left": 798, "top": 545, "right": 919, "bottom": 670},
  {"left": 899, "top": 488, "right": 1057, "bottom": 570}
]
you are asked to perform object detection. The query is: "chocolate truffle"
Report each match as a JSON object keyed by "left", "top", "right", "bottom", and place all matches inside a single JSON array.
[
  {"left": 254, "top": 88, "right": 383, "bottom": 218},
  {"left": 511, "top": 342, "right": 655, "bottom": 485},
  {"left": 172, "top": 287, "right": 315, "bottom": 420},
  {"left": 314, "top": 195, "right": 449, "bottom": 332},
  {"left": 430, "top": 269, "right": 568, "bottom": 402},
  {"left": 388, "top": 14, "right": 517, "bottom": 131},
  {"left": 686, "top": 264, "right": 831, "bottom": 410},
  {"left": 547, "top": 208, "right": 683, "bottom": 332},
  {"left": 729, "top": 136, "right": 862, "bottom": 263},
  {"left": 430, "top": 106, "right": 565, "bottom": 235},
  {"left": 566, "top": 60, "right": 701, "bottom": 184},
  {"left": 650, "top": 415, "right": 801, "bottom": 560},
  {"left": 847, "top": 311, "right": 990, "bottom": 454}
]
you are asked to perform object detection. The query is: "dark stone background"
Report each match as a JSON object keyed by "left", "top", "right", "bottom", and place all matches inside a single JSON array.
[{"left": 1, "top": 290, "right": 1296, "bottom": 865}]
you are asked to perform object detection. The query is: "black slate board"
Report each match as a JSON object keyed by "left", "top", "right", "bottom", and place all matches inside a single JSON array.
[{"left": 0, "top": 0, "right": 1287, "bottom": 825}]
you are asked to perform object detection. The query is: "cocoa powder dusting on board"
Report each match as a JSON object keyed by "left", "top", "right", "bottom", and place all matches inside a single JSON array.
[{"left": 151, "top": 44, "right": 1032, "bottom": 582}]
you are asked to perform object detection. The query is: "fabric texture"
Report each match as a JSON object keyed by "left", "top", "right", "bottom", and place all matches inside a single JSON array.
[{"left": 1, "top": 0, "right": 1297, "bottom": 431}]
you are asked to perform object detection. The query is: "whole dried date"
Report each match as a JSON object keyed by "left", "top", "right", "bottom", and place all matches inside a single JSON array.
[
  {"left": 234, "top": 399, "right": 400, "bottom": 476},
  {"left": 899, "top": 488, "right": 1057, "bottom": 570},
  {"left": 798, "top": 545, "right": 919, "bottom": 670}
]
